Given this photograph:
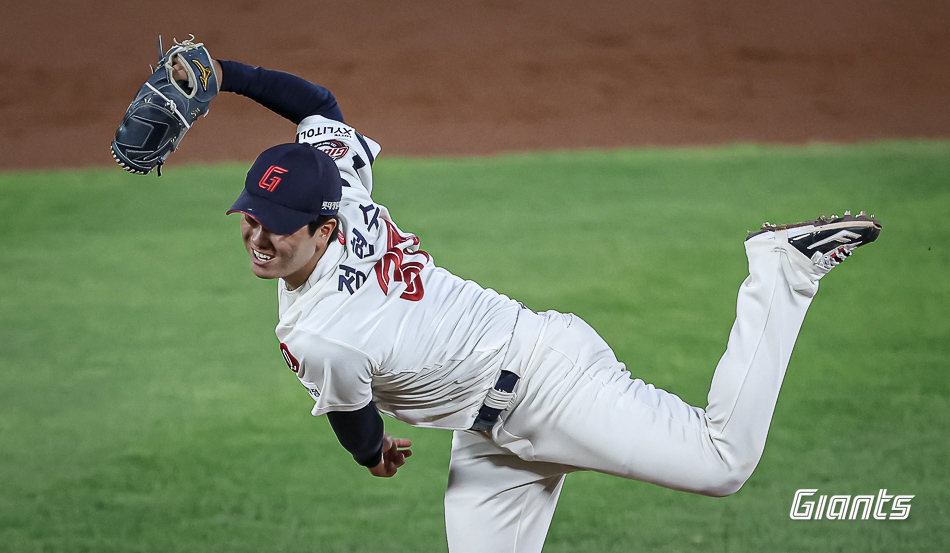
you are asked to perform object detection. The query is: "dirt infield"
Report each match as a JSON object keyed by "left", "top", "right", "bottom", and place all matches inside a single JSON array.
[{"left": 1, "top": 1, "right": 948, "bottom": 171}]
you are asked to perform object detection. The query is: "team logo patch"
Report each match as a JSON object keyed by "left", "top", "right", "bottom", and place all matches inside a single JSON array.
[{"left": 314, "top": 139, "right": 349, "bottom": 160}]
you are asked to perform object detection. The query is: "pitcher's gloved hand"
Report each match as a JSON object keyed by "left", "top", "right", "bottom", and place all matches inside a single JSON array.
[{"left": 111, "top": 35, "right": 218, "bottom": 176}]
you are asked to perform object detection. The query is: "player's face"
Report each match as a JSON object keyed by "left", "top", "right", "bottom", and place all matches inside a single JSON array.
[{"left": 240, "top": 214, "right": 336, "bottom": 289}]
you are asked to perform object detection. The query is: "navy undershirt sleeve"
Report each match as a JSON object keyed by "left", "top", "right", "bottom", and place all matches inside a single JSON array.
[
  {"left": 326, "top": 401, "right": 384, "bottom": 468},
  {"left": 218, "top": 59, "right": 344, "bottom": 124}
]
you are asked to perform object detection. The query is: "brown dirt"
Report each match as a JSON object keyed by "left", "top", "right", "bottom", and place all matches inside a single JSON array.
[{"left": 2, "top": 0, "right": 949, "bottom": 171}]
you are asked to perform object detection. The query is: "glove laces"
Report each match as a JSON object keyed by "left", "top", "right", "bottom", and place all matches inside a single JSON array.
[{"left": 172, "top": 34, "right": 204, "bottom": 51}]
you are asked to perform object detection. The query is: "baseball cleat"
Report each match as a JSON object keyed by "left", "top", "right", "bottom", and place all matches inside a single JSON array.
[{"left": 747, "top": 211, "right": 882, "bottom": 270}]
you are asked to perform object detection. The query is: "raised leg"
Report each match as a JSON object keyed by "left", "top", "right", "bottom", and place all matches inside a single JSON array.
[{"left": 495, "top": 231, "right": 821, "bottom": 496}]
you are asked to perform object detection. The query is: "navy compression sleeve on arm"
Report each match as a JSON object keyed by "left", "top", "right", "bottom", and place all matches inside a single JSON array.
[
  {"left": 326, "top": 401, "right": 384, "bottom": 468},
  {"left": 218, "top": 59, "right": 344, "bottom": 124}
]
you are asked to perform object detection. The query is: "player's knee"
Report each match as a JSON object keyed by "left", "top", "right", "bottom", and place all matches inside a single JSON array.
[
  {"left": 703, "top": 477, "right": 746, "bottom": 497},
  {"left": 700, "top": 465, "right": 753, "bottom": 497}
]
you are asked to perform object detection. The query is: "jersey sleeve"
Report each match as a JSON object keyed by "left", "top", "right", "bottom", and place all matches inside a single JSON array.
[
  {"left": 282, "top": 331, "right": 376, "bottom": 416},
  {"left": 218, "top": 60, "right": 344, "bottom": 123},
  {"left": 295, "top": 115, "right": 381, "bottom": 195}
]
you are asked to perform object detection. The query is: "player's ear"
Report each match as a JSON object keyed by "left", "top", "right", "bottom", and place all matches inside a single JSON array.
[
  {"left": 319, "top": 218, "right": 338, "bottom": 244},
  {"left": 307, "top": 216, "right": 339, "bottom": 245}
]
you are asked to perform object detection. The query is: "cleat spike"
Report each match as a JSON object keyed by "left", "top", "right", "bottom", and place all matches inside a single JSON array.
[{"left": 844, "top": 210, "right": 851, "bottom": 216}]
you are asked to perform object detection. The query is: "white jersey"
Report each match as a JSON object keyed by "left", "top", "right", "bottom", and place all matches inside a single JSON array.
[{"left": 276, "top": 115, "right": 522, "bottom": 430}]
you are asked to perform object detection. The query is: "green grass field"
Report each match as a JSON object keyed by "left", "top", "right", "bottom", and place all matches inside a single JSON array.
[{"left": 1, "top": 141, "right": 948, "bottom": 552}]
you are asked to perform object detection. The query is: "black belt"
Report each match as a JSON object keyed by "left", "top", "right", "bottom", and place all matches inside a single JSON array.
[{"left": 471, "top": 370, "right": 520, "bottom": 432}]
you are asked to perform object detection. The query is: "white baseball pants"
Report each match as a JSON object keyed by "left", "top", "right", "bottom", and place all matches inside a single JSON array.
[{"left": 444, "top": 231, "right": 827, "bottom": 553}]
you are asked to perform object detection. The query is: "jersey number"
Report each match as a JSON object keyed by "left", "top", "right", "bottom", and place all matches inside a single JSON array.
[
  {"left": 280, "top": 343, "right": 300, "bottom": 373},
  {"left": 374, "top": 219, "right": 428, "bottom": 302}
]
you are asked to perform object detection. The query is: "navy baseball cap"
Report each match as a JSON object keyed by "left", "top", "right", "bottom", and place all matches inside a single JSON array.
[{"left": 227, "top": 143, "right": 343, "bottom": 235}]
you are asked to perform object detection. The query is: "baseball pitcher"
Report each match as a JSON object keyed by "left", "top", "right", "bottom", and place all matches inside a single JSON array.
[{"left": 112, "top": 37, "right": 882, "bottom": 552}]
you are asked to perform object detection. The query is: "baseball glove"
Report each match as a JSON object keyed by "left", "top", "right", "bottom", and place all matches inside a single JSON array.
[{"left": 111, "top": 35, "right": 219, "bottom": 176}]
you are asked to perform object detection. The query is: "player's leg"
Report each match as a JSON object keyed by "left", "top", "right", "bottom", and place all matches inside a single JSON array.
[
  {"left": 499, "top": 308, "right": 755, "bottom": 495},
  {"left": 495, "top": 215, "right": 880, "bottom": 495},
  {"left": 444, "top": 430, "right": 572, "bottom": 553}
]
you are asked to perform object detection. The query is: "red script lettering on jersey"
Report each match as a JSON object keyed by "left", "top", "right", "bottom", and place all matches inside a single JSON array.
[
  {"left": 259, "top": 165, "right": 289, "bottom": 192},
  {"left": 374, "top": 219, "right": 429, "bottom": 301}
]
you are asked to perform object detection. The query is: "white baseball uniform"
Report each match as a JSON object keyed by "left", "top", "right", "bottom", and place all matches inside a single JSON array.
[{"left": 275, "top": 115, "right": 828, "bottom": 553}]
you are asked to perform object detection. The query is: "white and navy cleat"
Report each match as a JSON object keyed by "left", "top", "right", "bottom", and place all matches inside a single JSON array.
[{"left": 747, "top": 211, "right": 882, "bottom": 271}]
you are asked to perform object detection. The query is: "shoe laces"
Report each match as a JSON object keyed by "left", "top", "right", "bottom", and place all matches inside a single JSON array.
[{"left": 813, "top": 244, "right": 858, "bottom": 270}]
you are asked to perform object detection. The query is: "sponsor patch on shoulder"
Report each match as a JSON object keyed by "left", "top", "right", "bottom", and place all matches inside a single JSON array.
[{"left": 314, "top": 139, "right": 349, "bottom": 160}]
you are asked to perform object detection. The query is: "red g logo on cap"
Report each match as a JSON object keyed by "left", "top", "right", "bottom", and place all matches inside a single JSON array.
[{"left": 259, "top": 165, "right": 289, "bottom": 192}]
